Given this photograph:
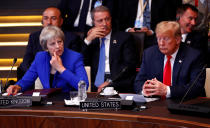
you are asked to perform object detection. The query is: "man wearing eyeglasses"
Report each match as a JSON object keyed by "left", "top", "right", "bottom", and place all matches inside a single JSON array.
[
  {"left": 134, "top": 21, "right": 205, "bottom": 99},
  {"left": 82, "top": 6, "right": 137, "bottom": 93}
]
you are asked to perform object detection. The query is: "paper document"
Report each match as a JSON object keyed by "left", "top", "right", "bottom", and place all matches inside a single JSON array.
[{"left": 119, "top": 94, "right": 159, "bottom": 103}]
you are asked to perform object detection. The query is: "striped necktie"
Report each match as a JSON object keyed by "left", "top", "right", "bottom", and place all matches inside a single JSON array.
[{"left": 143, "top": 0, "right": 151, "bottom": 29}]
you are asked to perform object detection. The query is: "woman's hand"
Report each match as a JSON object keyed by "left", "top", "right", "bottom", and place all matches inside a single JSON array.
[
  {"left": 6, "top": 85, "right": 21, "bottom": 96},
  {"left": 50, "top": 52, "right": 66, "bottom": 74}
]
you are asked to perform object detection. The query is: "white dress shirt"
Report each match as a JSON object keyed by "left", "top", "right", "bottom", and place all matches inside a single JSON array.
[
  {"left": 74, "top": 0, "right": 93, "bottom": 27},
  {"left": 164, "top": 48, "right": 179, "bottom": 98},
  {"left": 182, "top": 33, "right": 188, "bottom": 42}
]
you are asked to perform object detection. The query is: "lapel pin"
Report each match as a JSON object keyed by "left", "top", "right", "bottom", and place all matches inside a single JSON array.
[
  {"left": 179, "top": 60, "right": 182, "bottom": 63},
  {"left": 113, "top": 40, "right": 117, "bottom": 44},
  {"left": 186, "top": 40, "right": 191, "bottom": 44}
]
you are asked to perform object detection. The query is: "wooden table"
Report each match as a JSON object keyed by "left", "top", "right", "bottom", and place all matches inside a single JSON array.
[{"left": 0, "top": 93, "right": 209, "bottom": 128}]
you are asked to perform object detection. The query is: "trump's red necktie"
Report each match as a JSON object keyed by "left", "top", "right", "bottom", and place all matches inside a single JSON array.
[
  {"left": 162, "top": 55, "right": 172, "bottom": 100},
  {"left": 163, "top": 55, "right": 172, "bottom": 86}
]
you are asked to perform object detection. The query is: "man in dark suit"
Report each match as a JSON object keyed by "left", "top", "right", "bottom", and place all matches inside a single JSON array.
[
  {"left": 17, "top": 7, "right": 82, "bottom": 80},
  {"left": 82, "top": 6, "right": 137, "bottom": 93},
  {"left": 116, "top": 0, "right": 182, "bottom": 35},
  {"left": 176, "top": 4, "right": 208, "bottom": 66},
  {"left": 57, "top": 0, "right": 117, "bottom": 32},
  {"left": 134, "top": 21, "right": 205, "bottom": 99}
]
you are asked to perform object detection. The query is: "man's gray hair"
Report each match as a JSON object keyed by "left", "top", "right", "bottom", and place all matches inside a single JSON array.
[{"left": 91, "top": 5, "right": 110, "bottom": 21}]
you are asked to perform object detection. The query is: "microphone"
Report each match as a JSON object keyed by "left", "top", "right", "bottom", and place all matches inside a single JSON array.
[
  {"left": 110, "top": 66, "right": 128, "bottom": 83},
  {"left": 100, "top": 67, "right": 128, "bottom": 93},
  {"left": 167, "top": 64, "right": 209, "bottom": 117},
  {"left": 179, "top": 64, "right": 207, "bottom": 104},
  {"left": 4, "top": 58, "right": 17, "bottom": 91},
  {"left": 96, "top": 66, "right": 128, "bottom": 95}
]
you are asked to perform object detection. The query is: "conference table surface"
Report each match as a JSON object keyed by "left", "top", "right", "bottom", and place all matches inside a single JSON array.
[{"left": 0, "top": 92, "right": 209, "bottom": 128}]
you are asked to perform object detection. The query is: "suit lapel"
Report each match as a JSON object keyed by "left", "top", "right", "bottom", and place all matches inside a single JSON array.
[
  {"left": 109, "top": 32, "right": 116, "bottom": 68},
  {"left": 44, "top": 53, "right": 51, "bottom": 88},
  {"left": 185, "top": 32, "right": 192, "bottom": 45},
  {"left": 156, "top": 50, "right": 164, "bottom": 81},
  {"left": 94, "top": 38, "right": 100, "bottom": 71},
  {"left": 91, "top": 0, "right": 96, "bottom": 9},
  {"left": 172, "top": 46, "right": 185, "bottom": 85},
  {"left": 129, "top": 0, "right": 139, "bottom": 22},
  {"left": 74, "top": 0, "right": 82, "bottom": 16}
]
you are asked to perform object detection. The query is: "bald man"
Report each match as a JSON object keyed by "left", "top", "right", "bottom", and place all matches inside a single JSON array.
[{"left": 17, "top": 7, "right": 82, "bottom": 80}]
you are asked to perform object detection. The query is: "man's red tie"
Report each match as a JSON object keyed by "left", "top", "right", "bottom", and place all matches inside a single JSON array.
[
  {"left": 163, "top": 55, "right": 172, "bottom": 86},
  {"left": 162, "top": 55, "right": 172, "bottom": 100}
]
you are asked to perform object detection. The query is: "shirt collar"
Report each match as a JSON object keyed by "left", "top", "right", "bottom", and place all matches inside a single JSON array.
[
  {"left": 164, "top": 48, "right": 179, "bottom": 60},
  {"left": 182, "top": 33, "right": 188, "bottom": 42},
  {"left": 171, "top": 48, "right": 179, "bottom": 60},
  {"left": 101, "top": 31, "right": 111, "bottom": 41}
]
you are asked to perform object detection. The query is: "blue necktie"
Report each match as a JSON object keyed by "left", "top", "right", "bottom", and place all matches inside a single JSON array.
[
  {"left": 143, "top": 0, "right": 151, "bottom": 29},
  {"left": 94, "top": 38, "right": 106, "bottom": 87},
  {"left": 78, "top": 0, "right": 90, "bottom": 31},
  {"left": 94, "top": 0, "right": 102, "bottom": 8}
]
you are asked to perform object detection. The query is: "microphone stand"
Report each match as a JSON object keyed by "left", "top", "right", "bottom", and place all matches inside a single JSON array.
[
  {"left": 179, "top": 64, "right": 207, "bottom": 104},
  {"left": 4, "top": 58, "right": 17, "bottom": 92},
  {"left": 95, "top": 66, "right": 128, "bottom": 98}
]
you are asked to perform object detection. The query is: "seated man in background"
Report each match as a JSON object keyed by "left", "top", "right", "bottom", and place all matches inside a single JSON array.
[
  {"left": 134, "top": 21, "right": 206, "bottom": 99},
  {"left": 116, "top": 0, "right": 182, "bottom": 35},
  {"left": 17, "top": 7, "right": 82, "bottom": 80},
  {"left": 176, "top": 4, "right": 208, "bottom": 66},
  {"left": 7, "top": 26, "right": 88, "bottom": 95},
  {"left": 82, "top": 6, "right": 137, "bottom": 93},
  {"left": 115, "top": 0, "right": 182, "bottom": 50},
  {"left": 57, "top": 0, "right": 117, "bottom": 32}
]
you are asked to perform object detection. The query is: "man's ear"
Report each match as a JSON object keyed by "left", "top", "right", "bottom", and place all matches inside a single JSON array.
[
  {"left": 60, "top": 18, "right": 63, "bottom": 25},
  {"left": 176, "top": 16, "right": 180, "bottom": 21},
  {"left": 176, "top": 14, "right": 181, "bottom": 21},
  {"left": 176, "top": 36, "right": 182, "bottom": 44}
]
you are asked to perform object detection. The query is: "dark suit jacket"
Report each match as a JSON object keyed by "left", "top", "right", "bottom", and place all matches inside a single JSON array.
[
  {"left": 134, "top": 44, "right": 206, "bottom": 99},
  {"left": 18, "top": 29, "right": 82, "bottom": 80},
  {"left": 116, "top": 0, "right": 182, "bottom": 31},
  {"left": 57, "top": 0, "right": 117, "bottom": 32},
  {"left": 17, "top": 48, "right": 89, "bottom": 93},
  {"left": 82, "top": 31, "right": 137, "bottom": 93},
  {"left": 183, "top": 30, "right": 208, "bottom": 65}
]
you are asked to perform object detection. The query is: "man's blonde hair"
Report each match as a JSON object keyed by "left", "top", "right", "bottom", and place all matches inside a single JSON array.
[{"left": 155, "top": 21, "right": 181, "bottom": 37}]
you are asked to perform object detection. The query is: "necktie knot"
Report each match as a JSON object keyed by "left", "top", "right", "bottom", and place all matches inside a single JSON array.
[
  {"left": 100, "top": 38, "right": 106, "bottom": 48},
  {"left": 101, "top": 38, "right": 106, "bottom": 43},
  {"left": 167, "top": 55, "right": 172, "bottom": 60}
]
